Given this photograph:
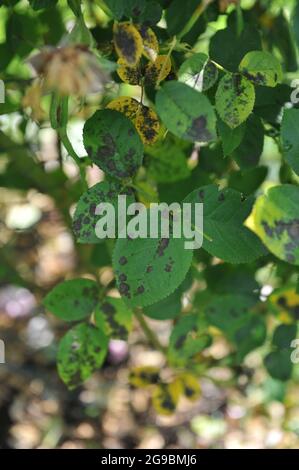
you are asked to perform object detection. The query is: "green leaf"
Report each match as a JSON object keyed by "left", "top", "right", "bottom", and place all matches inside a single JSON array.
[
  {"left": 145, "top": 134, "right": 191, "bottom": 183},
  {"left": 217, "top": 118, "right": 246, "bottom": 156},
  {"left": 57, "top": 323, "right": 108, "bottom": 389},
  {"left": 215, "top": 73, "right": 255, "bottom": 129},
  {"left": 83, "top": 109, "right": 143, "bottom": 179},
  {"left": 205, "top": 294, "right": 266, "bottom": 360},
  {"left": 252, "top": 184, "right": 299, "bottom": 265},
  {"left": 95, "top": 297, "right": 132, "bottom": 339},
  {"left": 292, "top": 1, "right": 299, "bottom": 49},
  {"left": 205, "top": 294, "right": 257, "bottom": 337},
  {"left": 112, "top": 212, "right": 193, "bottom": 307},
  {"left": 184, "top": 185, "right": 267, "bottom": 264},
  {"left": 44, "top": 279, "right": 98, "bottom": 321},
  {"left": 281, "top": 108, "right": 299, "bottom": 176},
  {"left": 72, "top": 181, "right": 135, "bottom": 244},
  {"left": 272, "top": 324, "right": 297, "bottom": 350},
  {"left": 264, "top": 349, "right": 293, "bottom": 381},
  {"left": 178, "top": 53, "right": 219, "bottom": 92},
  {"left": 228, "top": 166, "right": 268, "bottom": 196},
  {"left": 155, "top": 81, "right": 217, "bottom": 143},
  {"left": 143, "top": 289, "right": 182, "bottom": 320},
  {"left": 168, "top": 314, "right": 212, "bottom": 366},
  {"left": 67, "top": 0, "right": 81, "bottom": 16},
  {"left": 231, "top": 114, "right": 264, "bottom": 169},
  {"left": 239, "top": 51, "right": 282, "bottom": 87},
  {"left": 29, "top": 0, "right": 58, "bottom": 9},
  {"left": 209, "top": 21, "right": 262, "bottom": 72}
]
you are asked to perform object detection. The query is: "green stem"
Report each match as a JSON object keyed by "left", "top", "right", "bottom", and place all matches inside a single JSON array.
[
  {"left": 58, "top": 128, "right": 88, "bottom": 191},
  {"left": 236, "top": 2, "right": 244, "bottom": 37},
  {"left": 134, "top": 308, "right": 167, "bottom": 355},
  {"left": 176, "top": 0, "right": 212, "bottom": 40}
]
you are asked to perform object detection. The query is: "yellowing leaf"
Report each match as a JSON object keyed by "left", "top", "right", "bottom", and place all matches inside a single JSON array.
[
  {"left": 117, "top": 58, "right": 142, "bottom": 85},
  {"left": 145, "top": 55, "right": 172, "bottom": 85},
  {"left": 177, "top": 373, "right": 201, "bottom": 401},
  {"left": 107, "top": 96, "right": 140, "bottom": 120},
  {"left": 107, "top": 97, "right": 160, "bottom": 145},
  {"left": 135, "top": 105, "right": 160, "bottom": 145},
  {"left": 129, "top": 366, "right": 160, "bottom": 388},
  {"left": 113, "top": 22, "right": 143, "bottom": 66},
  {"left": 152, "top": 380, "right": 182, "bottom": 415},
  {"left": 269, "top": 286, "right": 299, "bottom": 323},
  {"left": 136, "top": 24, "right": 159, "bottom": 61}
]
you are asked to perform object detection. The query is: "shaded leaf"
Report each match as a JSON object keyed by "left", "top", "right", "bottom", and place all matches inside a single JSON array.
[
  {"left": 178, "top": 53, "right": 218, "bottom": 92},
  {"left": 281, "top": 108, "right": 299, "bottom": 176}
]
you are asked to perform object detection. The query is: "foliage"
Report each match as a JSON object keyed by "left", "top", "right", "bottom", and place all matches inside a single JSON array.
[{"left": 1, "top": 0, "right": 299, "bottom": 418}]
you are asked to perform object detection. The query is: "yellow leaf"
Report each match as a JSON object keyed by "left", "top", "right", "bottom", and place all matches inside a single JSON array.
[
  {"left": 152, "top": 380, "right": 182, "bottom": 416},
  {"left": 136, "top": 25, "right": 159, "bottom": 61},
  {"left": 107, "top": 96, "right": 140, "bottom": 120},
  {"left": 145, "top": 55, "right": 172, "bottom": 85},
  {"left": 107, "top": 97, "right": 160, "bottom": 145},
  {"left": 177, "top": 373, "right": 201, "bottom": 401},
  {"left": 129, "top": 366, "right": 160, "bottom": 388},
  {"left": 116, "top": 58, "right": 142, "bottom": 85},
  {"left": 135, "top": 105, "right": 160, "bottom": 145},
  {"left": 113, "top": 22, "right": 143, "bottom": 66},
  {"left": 269, "top": 285, "right": 299, "bottom": 323}
]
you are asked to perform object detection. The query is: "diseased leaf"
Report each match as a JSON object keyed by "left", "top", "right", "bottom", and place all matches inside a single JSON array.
[
  {"left": 145, "top": 55, "right": 171, "bottom": 85},
  {"left": 107, "top": 97, "right": 160, "bottom": 145},
  {"left": 134, "top": 105, "right": 160, "bottom": 145},
  {"left": 178, "top": 53, "right": 218, "bottom": 92},
  {"left": 177, "top": 373, "right": 201, "bottom": 402},
  {"left": 269, "top": 286, "right": 299, "bottom": 323},
  {"left": 57, "top": 323, "right": 108, "bottom": 389},
  {"left": 184, "top": 185, "right": 267, "bottom": 264},
  {"left": 281, "top": 108, "right": 299, "bottom": 176},
  {"left": 136, "top": 24, "right": 159, "bottom": 61},
  {"left": 156, "top": 81, "right": 217, "bottom": 142},
  {"left": 73, "top": 181, "right": 135, "bottom": 244},
  {"left": 83, "top": 109, "right": 143, "bottom": 179},
  {"left": 95, "top": 297, "right": 132, "bottom": 339},
  {"left": 113, "top": 22, "right": 143, "bottom": 66},
  {"left": 239, "top": 50, "right": 282, "bottom": 87},
  {"left": 252, "top": 185, "right": 299, "bottom": 265},
  {"left": 112, "top": 211, "right": 193, "bottom": 307},
  {"left": 44, "top": 279, "right": 98, "bottom": 321},
  {"left": 129, "top": 366, "right": 160, "bottom": 387},
  {"left": 215, "top": 73, "right": 255, "bottom": 129},
  {"left": 117, "top": 58, "right": 142, "bottom": 85},
  {"left": 152, "top": 381, "right": 182, "bottom": 415},
  {"left": 168, "top": 314, "right": 212, "bottom": 366}
]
